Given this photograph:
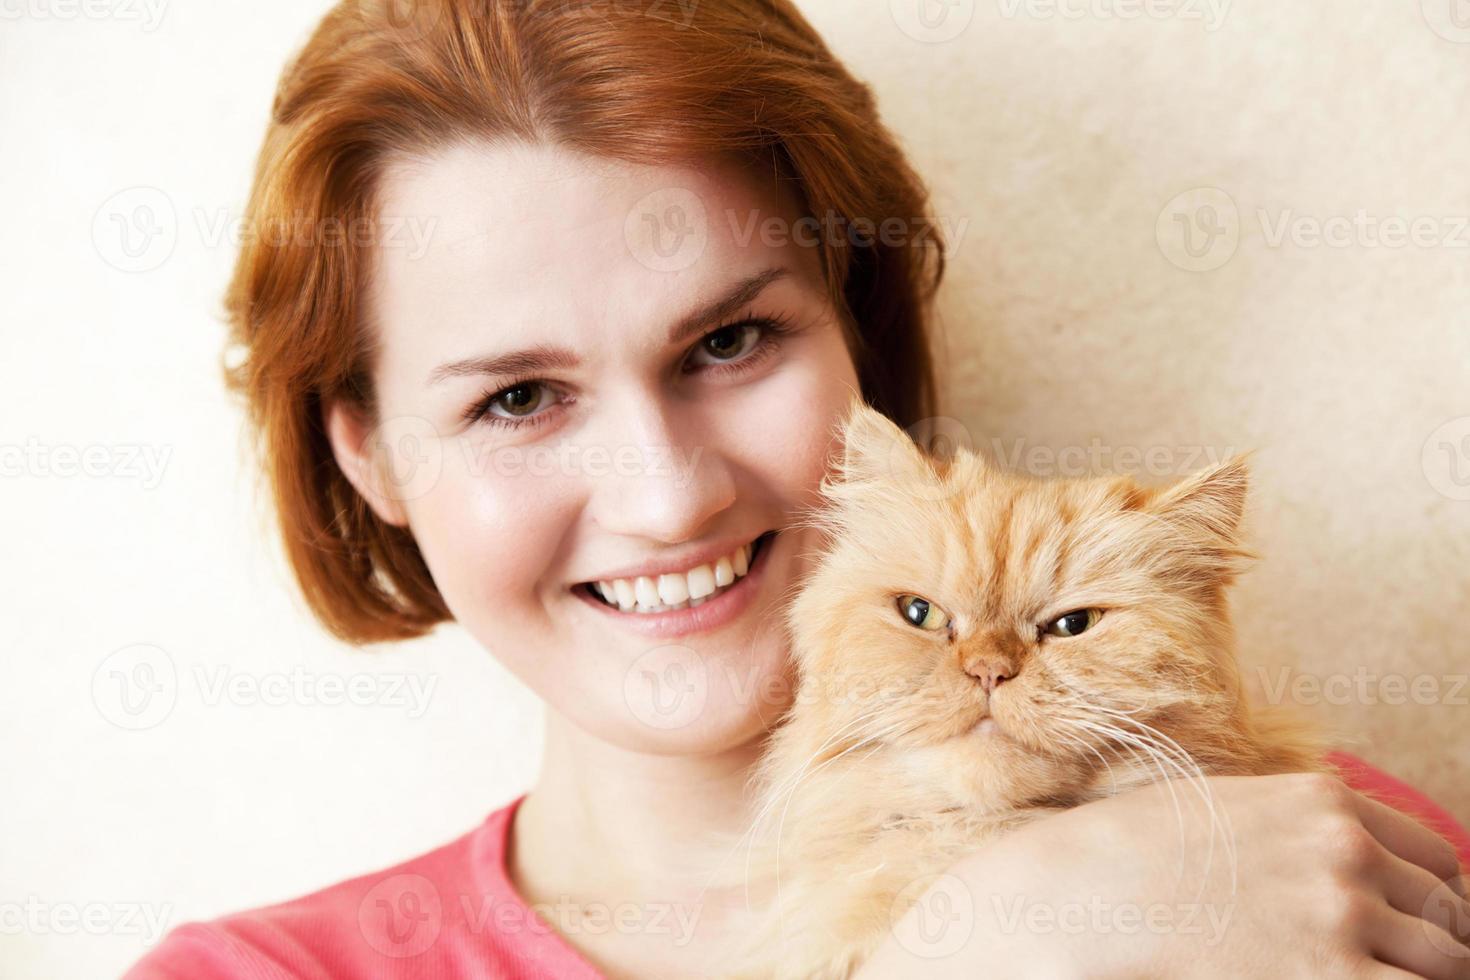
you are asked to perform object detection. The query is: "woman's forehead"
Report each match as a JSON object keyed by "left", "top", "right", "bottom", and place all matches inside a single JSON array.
[{"left": 366, "top": 138, "right": 821, "bottom": 387}]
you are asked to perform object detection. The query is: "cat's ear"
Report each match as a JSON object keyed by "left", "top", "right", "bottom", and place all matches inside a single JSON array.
[
  {"left": 831, "top": 397, "right": 933, "bottom": 487},
  {"left": 1142, "top": 451, "right": 1255, "bottom": 544}
]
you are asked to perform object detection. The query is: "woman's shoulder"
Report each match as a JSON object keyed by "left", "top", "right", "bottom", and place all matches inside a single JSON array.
[{"left": 120, "top": 794, "right": 601, "bottom": 980}]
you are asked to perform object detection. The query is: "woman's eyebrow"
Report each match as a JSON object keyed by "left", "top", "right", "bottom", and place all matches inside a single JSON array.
[{"left": 424, "top": 265, "right": 790, "bottom": 387}]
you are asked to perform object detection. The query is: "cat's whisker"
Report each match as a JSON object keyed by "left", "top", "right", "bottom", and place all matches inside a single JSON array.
[
  {"left": 770, "top": 723, "right": 912, "bottom": 912},
  {"left": 735, "top": 712, "right": 891, "bottom": 881},
  {"left": 1047, "top": 724, "right": 1120, "bottom": 795},
  {"left": 1069, "top": 717, "right": 1231, "bottom": 905},
  {"left": 689, "top": 710, "right": 891, "bottom": 909},
  {"left": 728, "top": 707, "right": 915, "bottom": 912},
  {"left": 1048, "top": 679, "right": 1240, "bottom": 898},
  {"left": 1084, "top": 707, "right": 1239, "bottom": 898},
  {"left": 1063, "top": 716, "right": 1191, "bottom": 881},
  {"left": 1075, "top": 705, "right": 1237, "bottom": 856}
]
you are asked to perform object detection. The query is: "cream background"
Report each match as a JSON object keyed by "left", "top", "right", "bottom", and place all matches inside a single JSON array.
[{"left": 1, "top": 2, "right": 1465, "bottom": 977}]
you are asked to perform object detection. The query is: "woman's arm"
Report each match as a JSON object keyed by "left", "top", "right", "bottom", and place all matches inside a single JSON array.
[{"left": 855, "top": 772, "right": 1470, "bottom": 979}]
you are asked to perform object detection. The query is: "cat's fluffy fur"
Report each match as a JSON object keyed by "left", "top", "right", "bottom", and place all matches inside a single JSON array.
[{"left": 714, "top": 400, "right": 1328, "bottom": 980}]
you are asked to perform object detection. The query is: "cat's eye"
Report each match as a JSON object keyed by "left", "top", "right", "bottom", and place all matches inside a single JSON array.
[
  {"left": 896, "top": 594, "right": 951, "bottom": 632},
  {"left": 1041, "top": 608, "right": 1102, "bottom": 638}
]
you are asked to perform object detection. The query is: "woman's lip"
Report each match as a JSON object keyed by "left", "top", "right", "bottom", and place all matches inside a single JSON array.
[{"left": 571, "top": 532, "right": 776, "bottom": 639}]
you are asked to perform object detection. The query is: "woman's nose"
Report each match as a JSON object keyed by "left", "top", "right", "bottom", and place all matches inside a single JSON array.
[{"left": 581, "top": 396, "right": 738, "bottom": 544}]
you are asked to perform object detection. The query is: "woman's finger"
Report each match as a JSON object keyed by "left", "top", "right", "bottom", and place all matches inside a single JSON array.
[
  {"left": 1348, "top": 787, "right": 1464, "bottom": 885},
  {"left": 1374, "top": 844, "right": 1470, "bottom": 950},
  {"left": 1369, "top": 902, "right": 1470, "bottom": 980}
]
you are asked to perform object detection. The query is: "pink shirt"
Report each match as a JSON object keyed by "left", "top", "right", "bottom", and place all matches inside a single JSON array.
[{"left": 123, "top": 753, "right": 1469, "bottom": 980}]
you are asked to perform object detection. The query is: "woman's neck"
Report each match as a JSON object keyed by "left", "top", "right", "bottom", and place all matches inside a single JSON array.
[{"left": 510, "top": 707, "right": 767, "bottom": 906}]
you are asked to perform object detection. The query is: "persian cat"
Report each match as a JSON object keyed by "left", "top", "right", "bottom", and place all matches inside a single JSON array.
[{"left": 715, "top": 401, "right": 1328, "bottom": 980}]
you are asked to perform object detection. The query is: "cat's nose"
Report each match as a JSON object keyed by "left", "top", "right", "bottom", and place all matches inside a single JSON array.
[{"left": 962, "top": 652, "right": 1017, "bottom": 693}]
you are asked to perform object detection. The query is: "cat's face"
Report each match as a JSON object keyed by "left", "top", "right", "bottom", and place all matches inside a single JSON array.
[{"left": 784, "top": 401, "right": 1256, "bottom": 809}]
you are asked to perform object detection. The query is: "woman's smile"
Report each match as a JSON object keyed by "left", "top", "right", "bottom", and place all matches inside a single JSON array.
[{"left": 570, "top": 528, "right": 780, "bottom": 639}]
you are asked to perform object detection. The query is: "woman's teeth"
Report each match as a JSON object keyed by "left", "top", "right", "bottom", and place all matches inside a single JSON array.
[{"left": 589, "top": 536, "right": 762, "bottom": 614}]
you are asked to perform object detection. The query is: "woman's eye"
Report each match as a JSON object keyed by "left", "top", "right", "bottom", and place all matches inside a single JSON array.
[
  {"left": 466, "top": 381, "right": 557, "bottom": 428},
  {"left": 897, "top": 594, "right": 950, "bottom": 632},
  {"left": 687, "top": 322, "right": 764, "bottom": 368},
  {"left": 1042, "top": 608, "right": 1102, "bottom": 638}
]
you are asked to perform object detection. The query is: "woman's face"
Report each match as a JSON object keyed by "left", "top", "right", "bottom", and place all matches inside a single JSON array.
[{"left": 328, "top": 140, "right": 863, "bottom": 754}]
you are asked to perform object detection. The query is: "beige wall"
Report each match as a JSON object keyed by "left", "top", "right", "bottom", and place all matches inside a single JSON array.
[{"left": 798, "top": 0, "right": 1469, "bottom": 815}]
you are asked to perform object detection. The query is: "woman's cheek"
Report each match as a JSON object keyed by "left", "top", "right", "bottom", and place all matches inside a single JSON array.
[{"left": 405, "top": 435, "right": 578, "bottom": 630}]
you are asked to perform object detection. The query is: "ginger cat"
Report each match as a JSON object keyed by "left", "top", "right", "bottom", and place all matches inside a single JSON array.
[{"left": 715, "top": 401, "right": 1328, "bottom": 980}]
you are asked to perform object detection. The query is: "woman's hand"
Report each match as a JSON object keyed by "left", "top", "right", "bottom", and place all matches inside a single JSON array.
[{"left": 855, "top": 772, "right": 1470, "bottom": 979}]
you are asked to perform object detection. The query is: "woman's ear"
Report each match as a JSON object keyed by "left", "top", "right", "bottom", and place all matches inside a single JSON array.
[{"left": 322, "top": 396, "right": 413, "bottom": 528}]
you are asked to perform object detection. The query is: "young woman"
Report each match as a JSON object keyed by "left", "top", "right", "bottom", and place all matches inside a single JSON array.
[{"left": 125, "top": 1, "right": 1470, "bottom": 977}]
